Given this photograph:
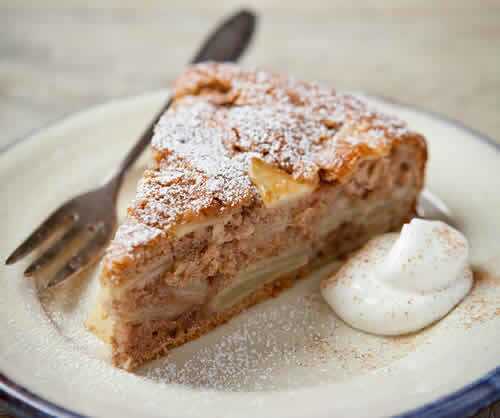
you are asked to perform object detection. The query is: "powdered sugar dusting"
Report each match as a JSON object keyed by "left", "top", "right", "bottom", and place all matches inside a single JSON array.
[
  {"left": 143, "top": 293, "right": 336, "bottom": 390},
  {"left": 128, "top": 98, "right": 254, "bottom": 230},
  {"left": 164, "top": 63, "right": 418, "bottom": 184},
  {"left": 127, "top": 62, "right": 422, "bottom": 234},
  {"left": 114, "top": 220, "right": 163, "bottom": 250}
]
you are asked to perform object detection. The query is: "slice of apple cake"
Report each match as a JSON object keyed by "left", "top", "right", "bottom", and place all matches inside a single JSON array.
[{"left": 87, "top": 63, "right": 427, "bottom": 370}]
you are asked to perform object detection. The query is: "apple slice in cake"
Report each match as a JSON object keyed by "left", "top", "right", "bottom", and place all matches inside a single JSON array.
[{"left": 86, "top": 63, "right": 427, "bottom": 370}]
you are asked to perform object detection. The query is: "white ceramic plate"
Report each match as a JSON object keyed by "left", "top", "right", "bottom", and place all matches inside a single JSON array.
[{"left": 1, "top": 91, "right": 499, "bottom": 418}]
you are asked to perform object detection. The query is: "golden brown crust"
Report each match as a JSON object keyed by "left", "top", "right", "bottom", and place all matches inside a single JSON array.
[{"left": 132, "top": 63, "right": 426, "bottom": 232}]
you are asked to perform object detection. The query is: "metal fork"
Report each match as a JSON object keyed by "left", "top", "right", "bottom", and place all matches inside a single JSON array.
[{"left": 5, "top": 9, "right": 257, "bottom": 288}]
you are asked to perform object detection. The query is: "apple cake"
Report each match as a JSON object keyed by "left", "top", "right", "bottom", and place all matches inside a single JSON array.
[{"left": 86, "top": 63, "right": 427, "bottom": 370}]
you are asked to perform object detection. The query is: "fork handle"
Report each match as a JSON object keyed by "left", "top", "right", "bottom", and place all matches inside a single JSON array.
[
  {"left": 110, "top": 98, "right": 172, "bottom": 189},
  {"left": 109, "top": 9, "right": 256, "bottom": 193}
]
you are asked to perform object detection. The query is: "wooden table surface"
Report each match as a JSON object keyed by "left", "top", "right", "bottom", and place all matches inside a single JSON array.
[{"left": 0, "top": 1, "right": 499, "bottom": 417}]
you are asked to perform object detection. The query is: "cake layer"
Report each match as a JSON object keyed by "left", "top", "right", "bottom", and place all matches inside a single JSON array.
[{"left": 89, "top": 146, "right": 424, "bottom": 369}]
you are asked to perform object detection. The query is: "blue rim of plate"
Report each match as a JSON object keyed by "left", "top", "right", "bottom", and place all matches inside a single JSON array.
[{"left": 0, "top": 93, "right": 499, "bottom": 418}]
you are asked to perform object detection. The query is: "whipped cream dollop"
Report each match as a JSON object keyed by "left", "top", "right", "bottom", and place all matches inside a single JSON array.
[{"left": 320, "top": 219, "right": 473, "bottom": 335}]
